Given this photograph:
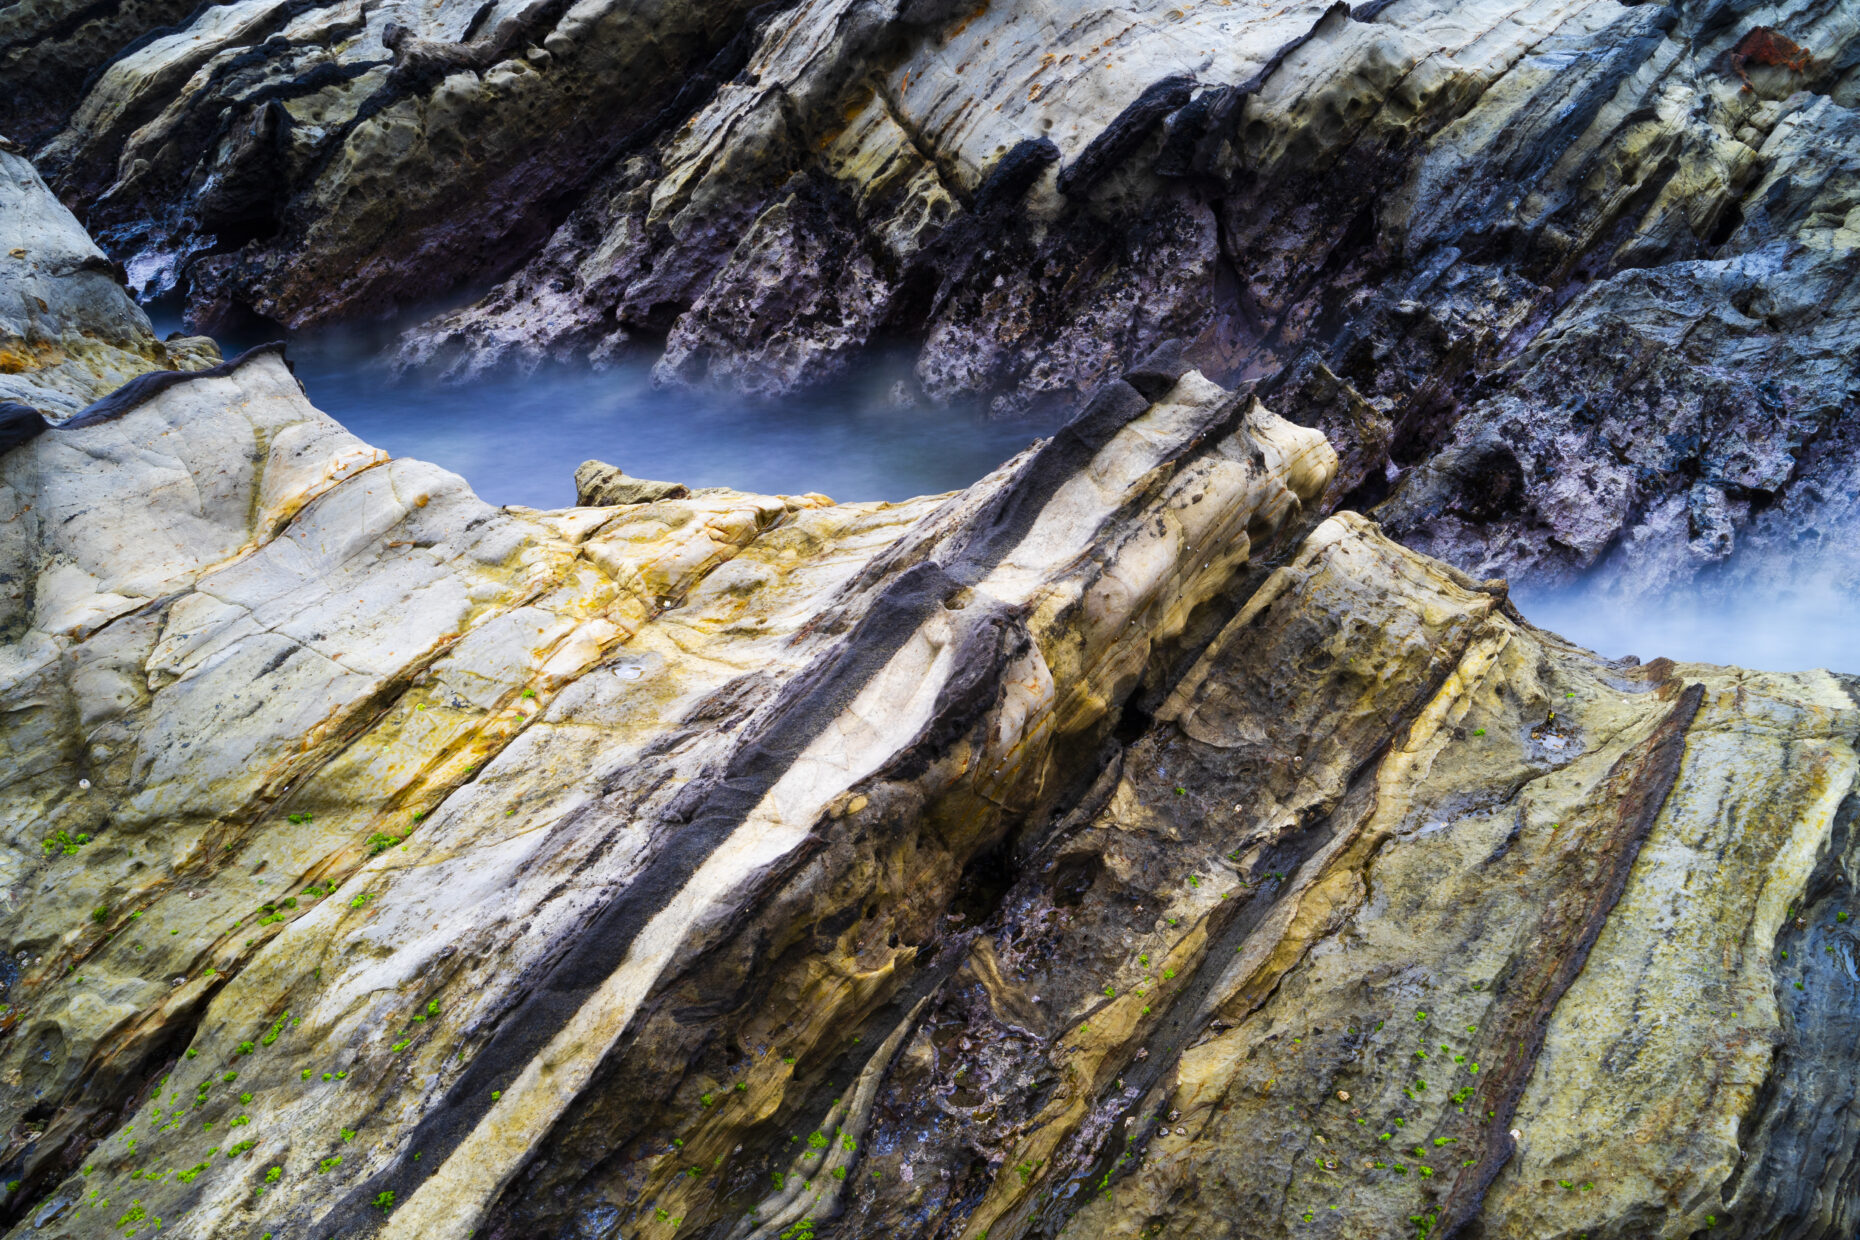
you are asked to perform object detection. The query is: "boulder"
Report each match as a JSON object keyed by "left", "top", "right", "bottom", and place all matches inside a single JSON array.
[{"left": 574, "top": 459, "right": 691, "bottom": 507}]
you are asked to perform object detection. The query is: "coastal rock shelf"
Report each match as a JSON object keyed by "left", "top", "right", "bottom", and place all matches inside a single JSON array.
[
  {"left": 6, "top": 0, "right": 1860, "bottom": 1237},
  {"left": 5, "top": 164, "right": 1860, "bottom": 1240},
  {"left": 5, "top": 0, "right": 1856, "bottom": 603}
]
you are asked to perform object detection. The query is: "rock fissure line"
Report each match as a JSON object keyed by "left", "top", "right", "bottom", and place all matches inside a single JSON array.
[
  {"left": 1439, "top": 678, "right": 1706, "bottom": 1239},
  {"left": 316, "top": 374, "right": 1251, "bottom": 1236},
  {"left": 11, "top": 6, "right": 1860, "bottom": 1234}
]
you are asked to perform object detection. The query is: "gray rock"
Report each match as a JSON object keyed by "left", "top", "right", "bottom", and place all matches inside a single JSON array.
[
  {"left": 6, "top": 204, "right": 1860, "bottom": 1240},
  {"left": 8, "top": 0, "right": 782, "bottom": 332},
  {"left": 573, "top": 459, "right": 691, "bottom": 506},
  {"left": 0, "top": 139, "right": 217, "bottom": 417},
  {"left": 1374, "top": 92, "right": 1860, "bottom": 605}
]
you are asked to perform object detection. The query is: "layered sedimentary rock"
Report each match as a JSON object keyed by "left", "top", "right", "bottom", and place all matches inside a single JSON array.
[
  {"left": 0, "top": 322, "right": 1347, "bottom": 1236},
  {"left": 398, "top": 0, "right": 1856, "bottom": 602},
  {"left": 1370, "top": 58, "right": 1860, "bottom": 607},
  {"left": 7, "top": 0, "right": 780, "bottom": 329},
  {"left": 829, "top": 515, "right": 1858, "bottom": 1240},
  {"left": 0, "top": 141, "right": 215, "bottom": 419},
  {"left": 5, "top": 299, "right": 1860, "bottom": 1238},
  {"left": 7, "top": 1, "right": 1860, "bottom": 1236}
]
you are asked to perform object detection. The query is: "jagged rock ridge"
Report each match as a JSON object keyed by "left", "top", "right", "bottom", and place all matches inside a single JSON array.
[
  {"left": 4, "top": 0, "right": 1856, "bottom": 608},
  {"left": 4, "top": 169, "right": 1860, "bottom": 1240}
]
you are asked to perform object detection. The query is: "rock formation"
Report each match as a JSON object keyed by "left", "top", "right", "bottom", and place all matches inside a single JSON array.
[
  {"left": 4, "top": 0, "right": 783, "bottom": 330},
  {"left": 3, "top": 0, "right": 1854, "bottom": 602},
  {"left": 5, "top": 188, "right": 1860, "bottom": 1239},
  {"left": 0, "top": 142, "right": 215, "bottom": 419},
  {"left": 6, "top": 0, "right": 1860, "bottom": 1236}
]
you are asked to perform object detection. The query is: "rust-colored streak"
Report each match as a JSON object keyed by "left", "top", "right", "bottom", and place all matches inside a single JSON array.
[
  {"left": 1438, "top": 679, "right": 1707, "bottom": 1238},
  {"left": 1728, "top": 26, "right": 1812, "bottom": 89}
]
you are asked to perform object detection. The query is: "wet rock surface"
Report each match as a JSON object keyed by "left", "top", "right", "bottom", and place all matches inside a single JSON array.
[
  {"left": 0, "top": 141, "right": 216, "bottom": 417},
  {"left": 3, "top": 217, "right": 1860, "bottom": 1238},
  {"left": 7, "top": 0, "right": 779, "bottom": 331},
  {"left": 5, "top": 0, "right": 1860, "bottom": 1236}
]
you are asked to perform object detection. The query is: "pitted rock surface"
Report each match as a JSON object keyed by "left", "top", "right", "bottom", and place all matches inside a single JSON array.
[{"left": 5, "top": 3, "right": 1860, "bottom": 1238}]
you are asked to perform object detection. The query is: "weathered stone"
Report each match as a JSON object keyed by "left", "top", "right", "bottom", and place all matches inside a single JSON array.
[
  {"left": 11, "top": 0, "right": 782, "bottom": 332},
  {"left": 9, "top": 0, "right": 1859, "bottom": 600},
  {"left": 0, "top": 142, "right": 215, "bottom": 417},
  {"left": 0, "top": 337, "right": 1342, "bottom": 1237},
  {"left": 6, "top": 3, "right": 1860, "bottom": 1237},
  {"left": 4, "top": 287, "right": 1858, "bottom": 1238},
  {"left": 574, "top": 460, "right": 692, "bottom": 507}
]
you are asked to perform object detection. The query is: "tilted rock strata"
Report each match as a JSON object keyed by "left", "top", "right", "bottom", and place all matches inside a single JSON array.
[
  {"left": 0, "top": 342, "right": 948, "bottom": 1224},
  {"left": 8, "top": 0, "right": 1859, "bottom": 597},
  {"left": 3, "top": 339, "right": 1859, "bottom": 1238},
  {"left": 400, "top": 0, "right": 1860, "bottom": 600},
  {"left": 0, "top": 346, "right": 1339, "bottom": 1237},
  {"left": 11, "top": 0, "right": 780, "bottom": 330},
  {"left": 1370, "top": 49, "right": 1860, "bottom": 605},
  {"left": 0, "top": 0, "right": 218, "bottom": 150},
  {"left": 828, "top": 514, "right": 1859, "bottom": 1240}
]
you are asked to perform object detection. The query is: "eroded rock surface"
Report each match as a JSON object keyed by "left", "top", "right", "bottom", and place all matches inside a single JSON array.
[
  {"left": 831, "top": 515, "right": 1859, "bottom": 1240},
  {"left": 0, "top": 329, "right": 1352, "bottom": 1237},
  {"left": 0, "top": 140, "right": 215, "bottom": 418},
  {"left": 6, "top": 2, "right": 1860, "bottom": 1236},
  {"left": 5, "top": 0, "right": 782, "bottom": 330},
  {"left": 2, "top": 308, "right": 1859, "bottom": 1239},
  {"left": 396, "top": 0, "right": 1854, "bottom": 600}
]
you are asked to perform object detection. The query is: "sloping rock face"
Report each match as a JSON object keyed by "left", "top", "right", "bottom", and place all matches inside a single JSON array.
[
  {"left": 0, "top": 141, "right": 215, "bottom": 418},
  {"left": 7, "top": 0, "right": 780, "bottom": 329},
  {"left": 403, "top": 0, "right": 1860, "bottom": 603},
  {"left": 5, "top": 5, "right": 1860, "bottom": 1239},
  {"left": 1371, "top": 78, "right": 1860, "bottom": 608},
  {"left": 4, "top": 317, "right": 1860, "bottom": 1240},
  {"left": 833, "top": 516, "right": 1860, "bottom": 1240},
  {"left": 0, "top": 336, "right": 1349, "bottom": 1237}
]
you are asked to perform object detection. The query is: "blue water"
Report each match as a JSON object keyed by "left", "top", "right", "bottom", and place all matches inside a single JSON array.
[
  {"left": 290, "top": 349, "right": 1059, "bottom": 510},
  {"left": 147, "top": 312, "right": 1856, "bottom": 676},
  {"left": 1515, "top": 583, "right": 1860, "bottom": 676},
  {"left": 147, "top": 305, "right": 1060, "bottom": 509}
]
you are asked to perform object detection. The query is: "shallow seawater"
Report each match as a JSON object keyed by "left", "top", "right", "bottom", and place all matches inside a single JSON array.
[
  {"left": 294, "top": 352, "right": 1061, "bottom": 509},
  {"left": 1514, "top": 582, "right": 1860, "bottom": 676},
  {"left": 154, "top": 310, "right": 1061, "bottom": 508},
  {"left": 147, "top": 313, "right": 1856, "bottom": 676}
]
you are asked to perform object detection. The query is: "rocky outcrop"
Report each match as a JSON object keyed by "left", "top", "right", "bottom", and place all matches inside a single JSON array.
[
  {"left": 0, "top": 324, "right": 1345, "bottom": 1236},
  {"left": 5, "top": 279, "right": 1860, "bottom": 1238},
  {"left": 7, "top": 0, "right": 1859, "bottom": 597},
  {"left": 1366, "top": 58, "right": 1860, "bottom": 600},
  {"left": 0, "top": 140, "right": 215, "bottom": 418},
  {"left": 397, "top": 0, "right": 1860, "bottom": 600},
  {"left": 5, "top": 9, "right": 1860, "bottom": 1235},
  {"left": 5, "top": 0, "right": 783, "bottom": 332}
]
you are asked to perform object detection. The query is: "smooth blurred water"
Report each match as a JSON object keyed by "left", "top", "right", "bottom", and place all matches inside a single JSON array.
[
  {"left": 146, "top": 303, "right": 1061, "bottom": 509},
  {"left": 147, "top": 309, "right": 1858, "bottom": 675},
  {"left": 303, "top": 355, "right": 1059, "bottom": 509},
  {"left": 1514, "top": 581, "right": 1860, "bottom": 676}
]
